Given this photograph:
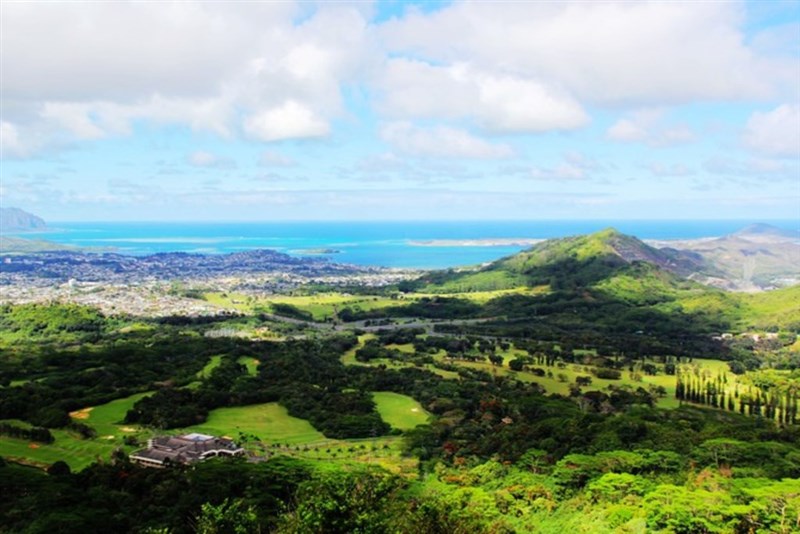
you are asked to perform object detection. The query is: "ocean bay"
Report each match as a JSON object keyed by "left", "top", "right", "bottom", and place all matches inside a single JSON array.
[{"left": 13, "top": 219, "right": 792, "bottom": 269}]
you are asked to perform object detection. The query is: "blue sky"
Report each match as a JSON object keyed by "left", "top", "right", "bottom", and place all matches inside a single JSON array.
[{"left": 1, "top": 0, "right": 798, "bottom": 221}]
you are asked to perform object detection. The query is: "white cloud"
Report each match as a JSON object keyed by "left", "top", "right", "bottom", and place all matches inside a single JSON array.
[
  {"left": 743, "top": 104, "right": 800, "bottom": 157},
  {"left": 259, "top": 150, "right": 296, "bottom": 167},
  {"left": 523, "top": 151, "right": 604, "bottom": 181},
  {"left": 606, "top": 119, "right": 648, "bottom": 143},
  {"left": 704, "top": 156, "right": 797, "bottom": 179},
  {"left": 0, "top": 122, "right": 26, "bottom": 157},
  {"left": 380, "top": 122, "right": 514, "bottom": 159},
  {"left": 1, "top": 2, "right": 293, "bottom": 101},
  {"left": 186, "top": 151, "right": 236, "bottom": 169},
  {"left": 606, "top": 109, "right": 695, "bottom": 147},
  {"left": 529, "top": 163, "right": 587, "bottom": 181},
  {"left": 40, "top": 103, "right": 113, "bottom": 140},
  {"left": 378, "top": 59, "right": 588, "bottom": 132},
  {"left": 1, "top": 3, "right": 375, "bottom": 151},
  {"left": 645, "top": 162, "right": 694, "bottom": 177},
  {"left": 244, "top": 101, "right": 330, "bottom": 142},
  {"left": 2, "top": 0, "right": 797, "bottom": 160},
  {"left": 381, "top": 2, "right": 791, "bottom": 105}
]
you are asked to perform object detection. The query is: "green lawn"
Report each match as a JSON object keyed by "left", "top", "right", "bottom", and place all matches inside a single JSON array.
[
  {"left": 197, "top": 355, "right": 223, "bottom": 378},
  {"left": 341, "top": 335, "right": 459, "bottom": 379},
  {"left": 0, "top": 426, "right": 120, "bottom": 471},
  {"left": 205, "top": 292, "right": 403, "bottom": 321},
  {"left": 181, "top": 403, "right": 326, "bottom": 445},
  {"left": 205, "top": 289, "right": 553, "bottom": 322},
  {"left": 373, "top": 392, "right": 431, "bottom": 431},
  {"left": 237, "top": 356, "right": 260, "bottom": 376},
  {"left": 70, "top": 391, "right": 153, "bottom": 437},
  {"left": 1, "top": 391, "right": 154, "bottom": 470}
]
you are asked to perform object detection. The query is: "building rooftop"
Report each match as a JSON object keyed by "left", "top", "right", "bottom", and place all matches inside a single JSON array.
[{"left": 130, "top": 433, "right": 244, "bottom": 467}]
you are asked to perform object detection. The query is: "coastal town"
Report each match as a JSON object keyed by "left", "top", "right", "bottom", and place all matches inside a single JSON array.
[{"left": 0, "top": 249, "right": 416, "bottom": 317}]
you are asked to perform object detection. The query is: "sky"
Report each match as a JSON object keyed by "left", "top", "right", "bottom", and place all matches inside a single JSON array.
[{"left": 1, "top": 0, "right": 799, "bottom": 222}]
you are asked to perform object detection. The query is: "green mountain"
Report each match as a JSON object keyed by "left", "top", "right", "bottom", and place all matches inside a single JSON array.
[
  {"left": 494, "top": 227, "right": 709, "bottom": 282},
  {"left": 404, "top": 229, "right": 798, "bottom": 348},
  {"left": 420, "top": 228, "right": 709, "bottom": 294}
]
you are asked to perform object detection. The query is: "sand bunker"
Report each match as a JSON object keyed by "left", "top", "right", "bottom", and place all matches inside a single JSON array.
[
  {"left": 69, "top": 407, "right": 93, "bottom": 420},
  {"left": 120, "top": 427, "right": 136, "bottom": 433}
]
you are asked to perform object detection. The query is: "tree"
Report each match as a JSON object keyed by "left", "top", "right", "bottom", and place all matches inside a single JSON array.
[
  {"left": 508, "top": 358, "right": 525, "bottom": 372},
  {"left": 194, "top": 498, "right": 260, "bottom": 534},
  {"left": 47, "top": 460, "right": 71, "bottom": 477}
]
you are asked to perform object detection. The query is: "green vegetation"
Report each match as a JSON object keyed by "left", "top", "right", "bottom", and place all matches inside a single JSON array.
[
  {"left": 183, "top": 403, "right": 325, "bottom": 444},
  {"left": 71, "top": 391, "right": 152, "bottom": 438},
  {"left": 237, "top": 355, "right": 260, "bottom": 376},
  {"left": 1, "top": 229, "right": 799, "bottom": 533},
  {"left": 372, "top": 391, "right": 430, "bottom": 430},
  {"left": 740, "top": 284, "right": 800, "bottom": 331}
]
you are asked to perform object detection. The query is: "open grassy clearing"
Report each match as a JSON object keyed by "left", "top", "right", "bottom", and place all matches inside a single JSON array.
[
  {"left": 181, "top": 403, "right": 325, "bottom": 445},
  {"left": 204, "top": 292, "right": 402, "bottom": 321},
  {"left": 372, "top": 392, "right": 431, "bottom": 430},
  {"left": 0, "top": 424, "right": 120, "bottom": 471},
  {"left": 237, "top": 356, "right": 260, "bottom": 376},
  {"left": 341, "top": 335, "right": 459, "bottom": 379},
  {"left": 204, "top": 288, "right": 552, "bottom": 322},
  {"left": 1, "top": 391, "right": 153, "bottom": 469},
  {"left": 197, "top": 355, "right": 223, "bottom": 378},
  {"left": 70, "top": 391, "right": 153, "bottom": 437}
]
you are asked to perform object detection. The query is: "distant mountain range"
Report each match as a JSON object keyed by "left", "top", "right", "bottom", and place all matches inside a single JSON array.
[
  {"left": 647, "top": 223, "right": 799, "bottom": 291},
  {"left": 0, "top": 207, "right": 47, "bottom": 232}
]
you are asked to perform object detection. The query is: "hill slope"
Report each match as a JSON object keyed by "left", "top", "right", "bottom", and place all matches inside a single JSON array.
[
  {"left": 419, "top": 228, "right": 710, "bottom": 294},
  {"left": 0, "top": 208, "right": 47, "bottom": 232},
  {"left": 647, "top": 223, "right": 800, "bottom": 291},
  {"left": 495, "top": 228, "right": 708, "bottom": 279},
  {"left": 406, "top": 229, "right": 798, "bottom": 341}
]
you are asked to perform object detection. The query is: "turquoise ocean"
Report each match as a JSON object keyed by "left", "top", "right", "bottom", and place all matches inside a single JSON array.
[{"left": 15, "top": 220, "right": 798, "bottom": 269}]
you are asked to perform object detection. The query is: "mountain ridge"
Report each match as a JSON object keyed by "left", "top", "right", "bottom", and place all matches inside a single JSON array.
[{"left": 0, "top": 207, "right": 47, "bottom": 232}]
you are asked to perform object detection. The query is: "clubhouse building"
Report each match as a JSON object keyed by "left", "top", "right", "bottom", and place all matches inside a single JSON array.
[{"left": 130, "top": 433, "right": 245, "bottom": 468}]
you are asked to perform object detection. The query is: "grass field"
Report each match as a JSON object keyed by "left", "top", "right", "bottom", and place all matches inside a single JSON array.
[
  {"left": 70, "top": 391, "right": 153, "bottom": 437},
  {"left": 1, "top": 391, "right": 153, "bottom": 470},
  {"left": 197, "top": 355, "right": 223, "bottom": 378},
  {"left": 0, "top": 424, "right": 120, "bottom": 471},
  {"left": 237, "top": 356, "right": 261, "bottom": 376},
  {"left": 341, "top": 335, "right": 460, "bottom": 379},
  {"left": 181, "top": 403, "right": 325, "bottom": 445},
  {"left": 204, "top": 288, "right": 553, "bottom": 322},
  {"left": 205, "top": 292, "right": 402, "bottom": 321},
  {"left": 372, "top": 392, "right": 430, "bottom": 430}
]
